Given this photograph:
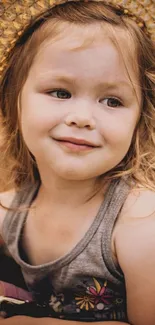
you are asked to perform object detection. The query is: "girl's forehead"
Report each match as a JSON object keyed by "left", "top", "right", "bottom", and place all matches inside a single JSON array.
[
  {"left": 36, "top": 22, "right": 108, "bottom": 56},
  {"left": 31, "top": 22, "right": 139, "bottom": 83},
  {"left": 26, "top": 25, "right": 141, "bottom": 105},
  {"left": 34, "top": 21, "right": 135, "bottom": 64}
]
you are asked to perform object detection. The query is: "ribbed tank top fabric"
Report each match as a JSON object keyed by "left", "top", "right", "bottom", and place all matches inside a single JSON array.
[{"left": 1, "top": 178, "right": 130, "bottom": 322}]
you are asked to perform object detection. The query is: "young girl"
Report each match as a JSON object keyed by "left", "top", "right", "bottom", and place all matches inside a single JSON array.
[{"left": 0, "top": 0, "right": 155, "bottom": 324}]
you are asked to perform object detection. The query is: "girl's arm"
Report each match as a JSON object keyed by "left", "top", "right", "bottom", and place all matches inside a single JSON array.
[
  {"left": 114, "top": 188, "right": 155, "bottom": 325},
  {"left": 0, "top": 316, "right": 129, "bottom": 324}
]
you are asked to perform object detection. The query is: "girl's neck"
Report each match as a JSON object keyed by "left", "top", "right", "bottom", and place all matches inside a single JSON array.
[{"left": 36, "top": 173, "right": 107, "bottom": 209}]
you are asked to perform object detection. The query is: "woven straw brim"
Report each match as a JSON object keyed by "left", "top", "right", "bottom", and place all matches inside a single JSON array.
[{"left": 0, "top": 0, "right": 154, "bottom": 74}]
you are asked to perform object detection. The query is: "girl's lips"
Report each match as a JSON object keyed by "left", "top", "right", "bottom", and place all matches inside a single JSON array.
[
  {"left": 55, "top": 139, "right": 95, "bottom": 152},
  {"left": 54, "top": 137, "right": 99, "bottom": 147}
]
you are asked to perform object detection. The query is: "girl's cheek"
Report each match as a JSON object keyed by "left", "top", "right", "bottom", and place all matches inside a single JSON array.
[{"left": 99, "top": 110, "right": 136, "bottom": 141}]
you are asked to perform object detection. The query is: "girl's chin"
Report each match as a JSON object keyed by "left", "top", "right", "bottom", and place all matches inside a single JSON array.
[
  {"left": 55, "top": 171, "right": 95, "bottom": 181},
  {"left": 44, "top": 165, "right": 96, "bottom": 181},
  {"left": 51, "top": 166, "right": 105, "bottom": 181}
]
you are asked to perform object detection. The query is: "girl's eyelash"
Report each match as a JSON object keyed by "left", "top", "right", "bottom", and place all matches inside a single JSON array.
[
  {"left": 47, "top": 88, "right": 70, "bottom": 94},
  {"left": 46, "top": 88, "right": 71, "bottom": 99},
  {"left": 100, "top": 97, "right": 123, "bottom": 107},
  {"left": 47, "top": 88, "right": 67, "bottom": 92},
  {"left": 46, "top": 89, "right": 123, "bottom": 106}
]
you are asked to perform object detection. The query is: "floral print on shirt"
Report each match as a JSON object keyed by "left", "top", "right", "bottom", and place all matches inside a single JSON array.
[{"left": 29, "top": 275, "right": 127, "bottom": 322}]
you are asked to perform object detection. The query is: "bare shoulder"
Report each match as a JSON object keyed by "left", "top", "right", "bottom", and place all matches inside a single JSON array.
[
  {"left": 114, "top": 187, "right": 155, "bottom": 325},
  {"left": 0, "top": 189, "right": 16, "bottom": 233},
  {"left": 114, "top": 186, "right": 155, "bottom": 259},
  {"left": 120, "top": 186, "right": 155, "bottom": 219},
  {"left": 113, "top": 186, "right": 155, "bottom": 270}
]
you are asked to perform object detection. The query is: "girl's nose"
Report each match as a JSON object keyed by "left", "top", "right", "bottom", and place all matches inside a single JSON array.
[{"left": 65, "top": 107, "right": 96, "bottom": 130}]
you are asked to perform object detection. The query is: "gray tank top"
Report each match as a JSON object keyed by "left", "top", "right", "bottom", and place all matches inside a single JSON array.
[{"left": 1, "top": 178, "right": 130, "bottom": 322}]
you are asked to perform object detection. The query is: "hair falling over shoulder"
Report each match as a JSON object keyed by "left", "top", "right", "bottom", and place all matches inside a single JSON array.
[{"left": 0, "top": 1, "right": 155, "bottom": 192}]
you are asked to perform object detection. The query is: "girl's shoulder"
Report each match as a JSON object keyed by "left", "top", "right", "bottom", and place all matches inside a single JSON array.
[
  {"left": 114, "top": 186, "right": 155, "bottom": 241},
  {"left": 120, "top": 185, "right": 155, "bottom": 220},
  {"left": 114, "top": 187, "right": 155, "bottom": 325},
  {"left": 0, "top": 189, "right": 16, "bottom": 233},
  {"left": 114, "top": 185, "right": 155, "bottom": 267}
]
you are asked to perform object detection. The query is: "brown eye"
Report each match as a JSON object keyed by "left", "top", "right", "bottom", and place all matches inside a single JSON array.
[
  {"left": 101, "top": 97, "right": 122, "bottom": 108},
  {"left": 48, "top": 89, "right": 71, "bottom": 99},
  {"left": 107, "top": 98, "right": 121, "bottom": 107}
]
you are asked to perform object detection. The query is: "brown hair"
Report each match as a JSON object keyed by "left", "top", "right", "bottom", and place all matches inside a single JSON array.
[{"left": 0, "top": 1, "right": 155, "bottom": 191}]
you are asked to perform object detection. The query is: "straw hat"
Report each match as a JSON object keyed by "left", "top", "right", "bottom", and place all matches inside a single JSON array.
[{"left": 0, "top": 0, "right": 154, "bottom": 76}]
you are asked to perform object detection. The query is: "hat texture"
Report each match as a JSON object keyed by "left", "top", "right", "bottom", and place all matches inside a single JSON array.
[{"left": 0, "top": 0, "right": 154, "bottom": 74}]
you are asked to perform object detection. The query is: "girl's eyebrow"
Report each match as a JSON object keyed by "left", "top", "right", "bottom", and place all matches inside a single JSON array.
[
  {"left": 38, "top": 74, "right": 136, "bottom": 95},
  {"left": 95, "top": 81, "right": 135, "bottom": 95}
]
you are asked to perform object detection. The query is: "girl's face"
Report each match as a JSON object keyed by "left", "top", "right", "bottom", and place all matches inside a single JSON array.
[{"left": 20, "top": 23, "right": 141, "bottom": 181}]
